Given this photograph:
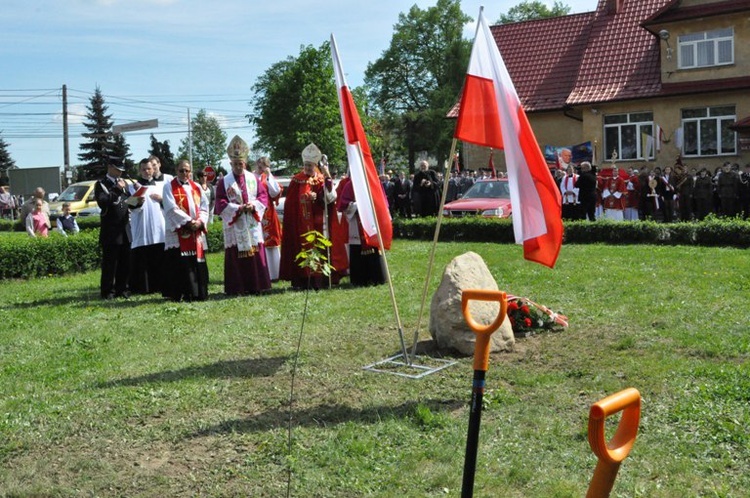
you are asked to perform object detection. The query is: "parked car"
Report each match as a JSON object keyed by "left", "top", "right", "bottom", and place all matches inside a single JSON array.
[
  {"left": 77, "top": 205, "right": 102, "bottom": 217},
  {"left": 48, "top": 181, "right": 98, "bottom": 219},
  {"left": 442, "top": 178, "right": 512, "bottom": 218}
]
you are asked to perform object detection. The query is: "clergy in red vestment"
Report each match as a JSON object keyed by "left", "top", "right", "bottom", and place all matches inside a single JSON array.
[
  {"left": 602, "top": 166, "right": 627, "bottom": 221},
  {"left": 215, "top": 135, "right": 272, "bottom": 295},
  {"left": 279, "top": 143, "right": 344, "bottom": 290},
  {"left": 256, "top": 156, "right": 282, "bottom": 282}
]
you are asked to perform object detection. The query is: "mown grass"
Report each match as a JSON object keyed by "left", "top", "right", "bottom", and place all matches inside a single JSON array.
[{"left": 1, "top": 241, "right": 749, "bottom": 497}]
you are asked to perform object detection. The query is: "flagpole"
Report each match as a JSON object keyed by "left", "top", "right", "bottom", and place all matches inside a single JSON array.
[
  {"left": 409, "top": 138, "right": 459, "bottom": 363},
  {"left": 354, "top": 142, "right": 409, "bottom": 363}
]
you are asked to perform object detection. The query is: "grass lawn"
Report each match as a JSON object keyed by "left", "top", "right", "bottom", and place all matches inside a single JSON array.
[{"left": 1, "top": 240, "right": 749, "bottom": 497}]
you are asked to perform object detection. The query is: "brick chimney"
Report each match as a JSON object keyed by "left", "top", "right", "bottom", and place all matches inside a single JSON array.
[{"left": 605, "top": 0, "right": 626, "bottom": 14}]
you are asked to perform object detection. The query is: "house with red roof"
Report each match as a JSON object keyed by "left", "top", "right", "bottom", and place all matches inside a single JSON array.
[{"left": 453, "top": 0, "right": 750, "bottom": 172}]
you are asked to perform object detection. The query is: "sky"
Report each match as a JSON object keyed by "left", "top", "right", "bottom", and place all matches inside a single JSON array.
[{"left": 0, "top": 0, "right": 597, "bottom": 173}]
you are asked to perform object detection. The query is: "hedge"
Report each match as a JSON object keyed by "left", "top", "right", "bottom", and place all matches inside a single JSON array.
[
  {"left": 0, "top": 216, "right": 102, "bottom": 233},
  {"left": 1, "top": 216, "right": 749, "bottom": 279},
  {"left": 0, "top": 222, "right": 225, "bottom": 280},
  {"left": 391, "top": 216, "right": 750, "bottom": 247}
]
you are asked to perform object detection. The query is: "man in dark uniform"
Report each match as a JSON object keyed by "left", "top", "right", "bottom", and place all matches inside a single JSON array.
[
  {"left": 95, "top": 156, "right": 132, "bottom": 299},
  {"left": 393, "top": 171, "right": 412, "bottom": 218}
]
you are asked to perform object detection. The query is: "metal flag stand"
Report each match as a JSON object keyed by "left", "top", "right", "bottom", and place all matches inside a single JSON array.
[
  {"left": 331, "top": 35, "right": 458, "bottom": 379},
  {"left": 362, "top": 353, "right": 457, "bottom": 379}
]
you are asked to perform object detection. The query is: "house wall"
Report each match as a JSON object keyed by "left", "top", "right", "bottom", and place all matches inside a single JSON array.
[
  {"left": 581, "top": 89, "right": 750, "bottom": 171},
  {"left": 658, "top": 11, "right": 750, "bottom": 83},
  {"left": 460, "top": 111, "right": 585, "bottom": 172}
]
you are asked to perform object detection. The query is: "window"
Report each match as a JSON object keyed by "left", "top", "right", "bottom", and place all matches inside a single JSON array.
[
  {"left": 603, "top": 112, "right": 654, "bottom": 160},
  {"left": 678, "top": 28, "right": 733, "bottom": 69},
  {"left": 681, "top": 106, "right": 736, "bottom": 157}
]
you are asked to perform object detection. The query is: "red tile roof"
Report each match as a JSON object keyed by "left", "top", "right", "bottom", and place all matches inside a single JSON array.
[
  {"left": 643, "top": 0, "right": 750, "bottom": 26},
  {"left": 448, "top": 0, "right": 750, "bottom": 117},
  {"left": 489, "top": 12, "right": 595, "bottom": 111},
  {"left": 566, "top": 0, "right": 673, "bottom": 105}
]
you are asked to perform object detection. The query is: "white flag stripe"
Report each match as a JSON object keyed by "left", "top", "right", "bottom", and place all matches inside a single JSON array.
[
  {"left": 468, "top": 11, "right": 547, "bottom": 244},
  {"left": 330, "top": 34, "right": 379, "bottom": 239}
]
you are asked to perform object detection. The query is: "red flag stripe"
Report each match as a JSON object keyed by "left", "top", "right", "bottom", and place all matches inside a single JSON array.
[
  {"left": 331, "top": 35, "right": 392, "bottom": 250},
  {"left": 453, "top": 10, "right": 562, "bottom": 268}
]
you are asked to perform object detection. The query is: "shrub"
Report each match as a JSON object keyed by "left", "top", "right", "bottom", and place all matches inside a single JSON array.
[
  {"left": 392, "top": 216, "right": 750, "bottom": 248},
  {"left": 0, "top": 231, "right": 101, "bottom": 279},
  {"left": 0, "top": 223, "right": 225, "bottom": 280}
]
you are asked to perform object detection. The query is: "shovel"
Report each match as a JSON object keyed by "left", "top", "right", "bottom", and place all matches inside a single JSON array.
[
  {"left": 460, "top": 289, "right": 508, "bottom": 498},
  {"left": 586, "top": 387, "right": 641, "bottom": 498}
]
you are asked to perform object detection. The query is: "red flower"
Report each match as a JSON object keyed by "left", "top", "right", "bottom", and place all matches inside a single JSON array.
[
  {"left": 508, "top": 301, "right": 519, "bottom": 312},
  {"left": 523, "top": 318, "right": 532, "bottom": 327},
  {"left": 520, "top": 305, "right": 530, "bottom": 315}
]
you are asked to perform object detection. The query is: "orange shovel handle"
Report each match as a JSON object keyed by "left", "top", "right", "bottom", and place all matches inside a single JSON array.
[
  {"left": 461, "top": 290, "right": 508, "bottom": 371},
  {"left": 586, "top": 388, "right": 641, "bottom": 498}
]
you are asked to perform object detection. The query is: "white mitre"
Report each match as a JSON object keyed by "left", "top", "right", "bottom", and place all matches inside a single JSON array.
[{"left": 301, "top": 143, "right": 322, "bottom": 164}]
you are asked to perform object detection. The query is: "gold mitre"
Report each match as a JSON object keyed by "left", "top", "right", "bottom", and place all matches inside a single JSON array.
[
  {"left": 227, "top": 135, "right": 249, "bottom": 161},
  {"left": 301, "top": 143, "right": 322, "bottom": 164}
]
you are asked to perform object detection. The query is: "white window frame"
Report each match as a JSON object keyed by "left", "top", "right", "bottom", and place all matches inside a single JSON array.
[
  {"left": 678, "top": 28, "right": 734, "bottom": 69},
  {"left": 603, "top": 112, "right": 654, "bottom": 161},
  {"left": 681, "top": 106, "right": 736, "bottom": 157}
]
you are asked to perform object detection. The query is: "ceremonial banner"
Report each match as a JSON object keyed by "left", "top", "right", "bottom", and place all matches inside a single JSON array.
[
  {"left": 454, "top": 10, "right": 562, "bottom": 268},
  {"left": 330, "top": 35, "right": 392, "bottom": 250}
]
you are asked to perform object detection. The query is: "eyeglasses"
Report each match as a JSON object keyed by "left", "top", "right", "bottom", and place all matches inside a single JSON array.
[{"left": 178, "top": 169, "right": 191, "bottom": 173}]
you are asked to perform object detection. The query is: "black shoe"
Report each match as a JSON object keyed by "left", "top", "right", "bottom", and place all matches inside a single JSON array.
[
  {"left": 103, "top": 292, "right": 116, "bottom": 300},
  {"left": 115, "top": 291, "right": 131, "bottom": 299}
]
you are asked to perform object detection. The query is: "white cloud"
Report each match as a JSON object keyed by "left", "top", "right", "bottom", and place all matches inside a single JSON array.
[{"left": 53, "top": 104, "right": 87, "bottom": 125}]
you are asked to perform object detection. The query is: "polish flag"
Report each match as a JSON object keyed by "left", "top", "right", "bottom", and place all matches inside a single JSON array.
[
  {"left": 330, "top": 34, "right": 392, "bottom": 250},
  {"left": 454, "top": 9, "right": 562, "bottom": 268}
]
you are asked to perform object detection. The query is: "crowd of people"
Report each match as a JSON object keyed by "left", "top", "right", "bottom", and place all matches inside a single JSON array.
[
  {"left": 552, "top": 160, "right": 750, "bottom": 222},
  {"left": 92, "top": 136, "right": 387, "bottom": 301},
  {"left": 377, "top": 160, "right": 485, "bottom": 218}
]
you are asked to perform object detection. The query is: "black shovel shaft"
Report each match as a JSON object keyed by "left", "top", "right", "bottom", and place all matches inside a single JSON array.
[{"left": 462, "top": 369, "right": 486, "bottom": 498}]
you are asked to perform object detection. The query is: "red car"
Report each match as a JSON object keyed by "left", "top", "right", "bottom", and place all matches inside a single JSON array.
[{"left": 442, "top": 178, "right": 512, "bottom": 218}]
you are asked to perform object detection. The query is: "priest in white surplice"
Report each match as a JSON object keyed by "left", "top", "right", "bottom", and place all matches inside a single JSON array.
[
  {"left": 128, "top": 158, "right": 166, "bottom": 294},
  {"left": 162, "top": 160, "right": 209, "bottom": 301}
]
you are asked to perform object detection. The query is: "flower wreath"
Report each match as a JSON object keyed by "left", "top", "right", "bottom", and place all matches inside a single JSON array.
[{"left": 506, "top": 294, "right": 568, "bottom": 337}]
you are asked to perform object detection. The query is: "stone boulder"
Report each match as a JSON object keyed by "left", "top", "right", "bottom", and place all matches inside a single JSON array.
[{"left": 429, "top": 251, "right": 514, "bottom": 356}]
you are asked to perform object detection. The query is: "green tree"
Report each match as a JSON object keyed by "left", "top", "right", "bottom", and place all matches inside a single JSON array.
[
  {"left": 365, "top": 0, "right": 471, "bottom": 172},
  {"left": 0, "top": 131, "right": 16, "bottom": 186},
  {"left": 249, "top": 42, "right": 344, "bottom": 168},
  {"left": 111, "top": 132, "right": 133, "bottom": 177},
  {"left": 148, "top": 134, "right": 177, "bottom": 176},
  {"left": 498, "top": 0, "right": 570, "bottom": 23},
  {"left": 77, "top": 86, "right": 118, "bottom": 180},
  {"left": 178, "top": 109, "right": 228, "bottom": 172}
]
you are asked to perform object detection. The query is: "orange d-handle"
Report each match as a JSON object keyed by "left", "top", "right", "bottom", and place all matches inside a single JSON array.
[
  {"left": 461, "top": 290, "right": 508, "bottom": 372},
  {"left": 586, "top": 387, "right": 641, "bottom": 498}
]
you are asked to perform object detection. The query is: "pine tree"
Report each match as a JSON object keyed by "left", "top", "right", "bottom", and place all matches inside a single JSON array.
[
  {"left": 0, "top": 132, "right": 16, "bottom": 186},
  {"left": 149, "top": 134, "right": 177, "bottom": 176},
  {"left": 78, "top": 87, "right": 117, "bottom": 180},
  {"left": 112, "top": 133, "right": 133, "bottom": 176}
]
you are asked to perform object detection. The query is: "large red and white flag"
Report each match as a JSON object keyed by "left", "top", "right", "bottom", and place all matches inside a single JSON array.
[
  {"left": 454, "top": 10, "right": 562, "bottom": 268},
  {"left": 330, "top": 34, "right": 392, "bottom": 250}
]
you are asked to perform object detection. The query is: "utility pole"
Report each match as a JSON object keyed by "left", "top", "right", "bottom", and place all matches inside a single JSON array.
[
  {"left": 62, "top": 84, "right": 71, "bottom": 186},
  {"left": 187, "top": 108, "right": 193, "bottom": 167}
]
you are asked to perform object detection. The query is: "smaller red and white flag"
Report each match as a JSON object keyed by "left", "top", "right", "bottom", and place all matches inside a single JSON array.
[
  {"left": 488, "top": 149, "right": 497, "bottom": 178},
  {"left": 331, "top": 34, "right": 392, "bottom": 250},
  {"left": 454, "top": 9, "right": 562, "bottom": 268}
]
